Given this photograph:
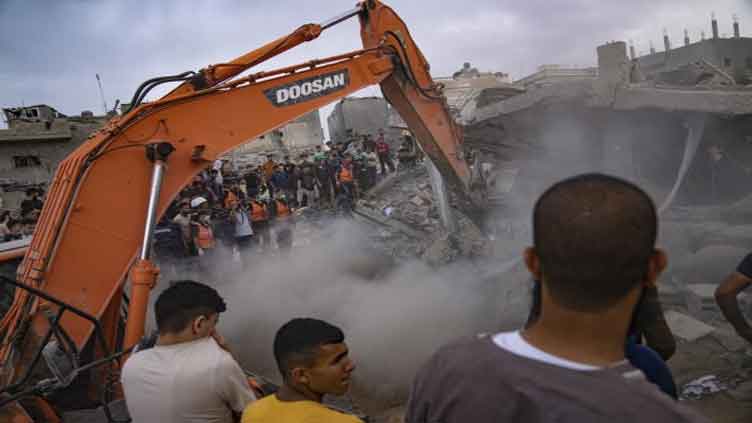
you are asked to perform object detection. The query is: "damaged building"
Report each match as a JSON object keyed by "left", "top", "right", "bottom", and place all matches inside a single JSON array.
[
  {"left": 459, "top": 14, "right": 752, "bottom": 214},
  {"left": 0, "top": 105, "right": 108, "bottom": 208},
  {"left": 327, "top": 97, "right": 402, "bottom": 145},
  {"left": 225, "top": 110, "right": 324, "bottom": 165}
]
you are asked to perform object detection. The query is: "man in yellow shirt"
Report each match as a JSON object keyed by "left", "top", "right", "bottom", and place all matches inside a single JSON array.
[{"left": 241, "top": 318, "right": 362, "bottom": 423}]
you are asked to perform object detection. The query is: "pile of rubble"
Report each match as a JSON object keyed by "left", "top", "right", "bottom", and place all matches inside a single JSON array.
[{"left": 356, "top": 166, "right": 490, "bottom": 265}]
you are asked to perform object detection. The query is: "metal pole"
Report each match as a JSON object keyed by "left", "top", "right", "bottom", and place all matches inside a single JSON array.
[
  {"left": 426, "top": 158, "right": 457, "bottom": 233},
  {"left": 140, "top": 160, "right": 166, "bottom": 260},
  {"left": 124, "top": 142, "right": 173, "bottom": 352},
  {"left": 320, "top": 6, "right": 363, "bottom": 30}
]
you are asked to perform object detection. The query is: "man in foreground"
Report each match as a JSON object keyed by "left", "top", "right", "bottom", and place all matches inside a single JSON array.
[
  {"left": 406, "top": 173, "right": 706, "bottom": 423},
  {"left": 241, "top": 318, "right": 361, "bottom": 423},
  {"left": 122, "top": 280, "right": 256, "bottom": 422}
]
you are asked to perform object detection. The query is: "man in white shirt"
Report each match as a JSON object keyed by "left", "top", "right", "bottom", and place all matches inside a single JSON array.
[{"left": 122, "top": 280, "right": 256, "bottom": 423}]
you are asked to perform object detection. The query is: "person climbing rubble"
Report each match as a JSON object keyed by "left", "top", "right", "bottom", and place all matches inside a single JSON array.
[{"left": 406, "top": 173, "right": 707, "bottom": 423}]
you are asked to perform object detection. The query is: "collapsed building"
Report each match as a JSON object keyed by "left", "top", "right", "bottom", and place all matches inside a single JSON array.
[
  {"left": 461, "top": 16, "right": 752, "bottom": 214},
  {"left": 327, "top": 97, "right": 402, "bottom": 146},
  {"left": 0, "top": 105, "right": 108, "bottom": 208},
  {"left": 225, "top": 110, "right": 325, "bottom": 166}
]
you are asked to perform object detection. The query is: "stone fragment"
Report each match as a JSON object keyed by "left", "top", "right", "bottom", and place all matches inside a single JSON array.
[
  {"left": 711, "top": 328, "right": 749, "bottom": 352},
  {"left": 664, "top": 310, "right": 715, "bottom": 341},
  {"left": 685, "top": 283, "right": 719, "bottom": 315}
]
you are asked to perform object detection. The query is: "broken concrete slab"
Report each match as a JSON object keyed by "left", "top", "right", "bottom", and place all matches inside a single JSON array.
[
  {"left": 728, "top": 380, "right": 752, "bottom": 403},
  {"left": 685, "top": 283, "right": 719, "bottom": 315},
  {"left": 665, "top": 310, "right": 716, "bottom": 341},
  {"left": 711, "top": 328, "right": 750, "bottom": 353},
  {"left": 672, "top": 245, "right": 747, "bottom": 285}
]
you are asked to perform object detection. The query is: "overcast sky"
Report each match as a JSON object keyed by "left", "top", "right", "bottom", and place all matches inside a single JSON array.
[{"left": 2, "top": 0, "right": 750, "bottom": 134}]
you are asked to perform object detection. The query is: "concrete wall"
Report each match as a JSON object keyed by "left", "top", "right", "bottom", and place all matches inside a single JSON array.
[
  {"left": 0, "top": 117, "right": 105, "bottom": 208},
  {"left": 327, "top": 97, "right": 390, "bottom": 143},
  {"left": 637, "top": 38, "right": 752, "bottom": 83},
  {"left": 230, "top": 110, "right": 323, "bottom": 155}
]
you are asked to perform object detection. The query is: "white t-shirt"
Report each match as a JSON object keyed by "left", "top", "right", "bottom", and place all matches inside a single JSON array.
[
  {"left": 122, "top": 337, "right": 256, "bottom": 423},
  {"left": 493, "top": 331, "right": 600, "bottom": 371}
]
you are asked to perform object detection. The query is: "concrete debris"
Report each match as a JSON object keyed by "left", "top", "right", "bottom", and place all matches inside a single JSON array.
[
  {"left": 685, "top": 284, "right": 719, "bottom": 316},
  {"left": 728, "top": 380, "right": 752, "bottom": 403},
  {"left": 664, "top": 310, "right": 716, "bottom": 341},
  {"left": 422, "top": 235, "right": 460, "bottom": 266},
  {"left": 711, "top": 328, "right": 750, "bottom": 353}
]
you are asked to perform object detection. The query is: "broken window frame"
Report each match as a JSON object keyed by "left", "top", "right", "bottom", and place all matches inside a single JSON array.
[{"left": 12, "top": 155, "right": 42, "bottom": 168}]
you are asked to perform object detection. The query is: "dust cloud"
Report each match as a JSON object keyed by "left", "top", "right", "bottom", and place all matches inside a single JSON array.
[{"left": 180, "top": 219, "right": 532, "bottom": 402}]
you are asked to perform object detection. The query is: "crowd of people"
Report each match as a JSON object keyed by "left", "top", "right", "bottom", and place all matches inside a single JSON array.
[
  {"left": 0, "top": 188, "right": 45, "bottom": 242},
  {"left": 119, "top": 173, "right": 742, "bottom": 423},
  {"left": 155, "top": 129, "right": 421, "bottom": 269}
]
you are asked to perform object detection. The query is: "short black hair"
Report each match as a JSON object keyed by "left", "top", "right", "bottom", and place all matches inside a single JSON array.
[
  {"left": 154, "top": 280, "right": 227, "bottom": 334},
  {"left": 533, "top": 173, "right": 657, "bottom": 312},
  {"left": 273, "top": 318, "right": 345, "bottom": 380}
]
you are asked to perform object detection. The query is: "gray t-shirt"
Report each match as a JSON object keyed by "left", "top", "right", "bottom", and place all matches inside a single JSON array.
[{"left": 405, "top": 336, "right": 708, "bottom": 423}]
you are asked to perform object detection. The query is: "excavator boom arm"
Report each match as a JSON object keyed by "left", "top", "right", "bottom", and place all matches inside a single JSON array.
[{"left": 0, "top": 1, "right": 478, "bottom": 420}]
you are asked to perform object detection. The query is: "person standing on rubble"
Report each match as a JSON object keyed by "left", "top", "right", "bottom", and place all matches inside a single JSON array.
[
  {"left": 249, "top": 196, "right": 271, "bottom": 252},
  {"left": 241, "top": 318, "right": 361, "bottom": 423},
  {"left": 375, "top": 129, "right": 395, "bottom": 175},
  {"left": 715, "top": 254, "right": 752, "bottom": 345},
  {"left": 271, "top": 195, "right": 294, "bottom": 254},
  {"left": 406, "top": 173, "right": 707, "bottom": 423},
  {"left": 315, "top": 156, "right": 334, "bottom": 209},
  {"left": 245, "top": 167, "right": 261, "bottom": 199},
  {"left": 20, "top": 188, "right": 43, "bottom": 218},
  {"left": 122, "top": 280, "right": 256, "bottom": 423},
  {"left": 297, "top": 154, "right": 319, "bottom": 208}
]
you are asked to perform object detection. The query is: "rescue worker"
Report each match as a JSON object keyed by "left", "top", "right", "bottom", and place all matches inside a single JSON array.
[
  {"left": 262, "top": 154, "right": 277, "bottom": 182},
  {"left": 337, "top": 155, "right": 356, "bottom": 201},
  {"left": 193, "top": 213, "right": 217, "bottom": 277},
  {"left": 271, "top": 195, "right": 294, "bottom": 255},
  {"left": 249, "top": 197, "right": 271, "bottom": 252},
  {"left": 193, "top": 214, "right": 216, "bottom": 254}
]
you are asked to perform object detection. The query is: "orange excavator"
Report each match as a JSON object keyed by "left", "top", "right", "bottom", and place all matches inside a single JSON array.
[{"left": 0, "top": 1, "right": 485, "bottom": 421}]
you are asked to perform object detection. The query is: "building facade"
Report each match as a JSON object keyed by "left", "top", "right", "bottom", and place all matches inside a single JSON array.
[{"left": 0, "top": 105, "right": 108, "bottom": 208}]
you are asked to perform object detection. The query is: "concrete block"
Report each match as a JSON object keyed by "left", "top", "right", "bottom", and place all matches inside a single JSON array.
[
  {"left": 685, "top": 283, "right": 719, "bottom": 315},
  {"left": 711, "top": 329, "right": 749, "bottom": 352},
  {"left": 665, "top": 310, "right": 716, "bottom": 341}
]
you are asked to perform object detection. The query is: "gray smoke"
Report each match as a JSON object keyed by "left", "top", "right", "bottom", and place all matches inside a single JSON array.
[{"left": 166, "top": 219, "right": 533, "bottom": 405}]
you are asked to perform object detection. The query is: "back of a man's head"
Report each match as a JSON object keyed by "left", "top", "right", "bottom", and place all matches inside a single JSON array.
[
  {"left": 273, "top": 318, "right": 344, "bottom": 380},
  {"left": 154, "top": 280, "right": 226, "bottom": 334},
  {"left": 533, "top": 173, "right": 657, "bottom": 312}
]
